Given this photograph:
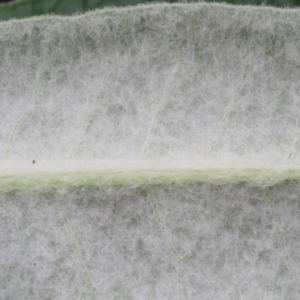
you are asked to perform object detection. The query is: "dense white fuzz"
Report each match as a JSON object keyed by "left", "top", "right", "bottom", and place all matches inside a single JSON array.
[
  {"left": 1, "top": 184, "right": 300, "bottom": 299},
  {"left": 1, "top": 3, "right": 300, "bottom": 167},
  {"left": 1, "top": 3, "right": 300, "bottom": 299}
]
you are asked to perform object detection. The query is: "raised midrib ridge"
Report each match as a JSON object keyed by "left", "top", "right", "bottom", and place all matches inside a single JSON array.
[{"left": 1, "top": 167, "right": 300, "bottom": 190}]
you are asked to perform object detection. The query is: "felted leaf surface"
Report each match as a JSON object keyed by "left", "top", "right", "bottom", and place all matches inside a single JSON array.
[
  {"left": 1, "top": 3, "right": 300, "bottom": 186},
  {"left": 1, "top": 4, "right": 300, "bottom": 299}
]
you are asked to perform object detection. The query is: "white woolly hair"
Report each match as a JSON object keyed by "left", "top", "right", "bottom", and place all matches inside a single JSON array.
[
  {"left": 1, "top": 3, "right": 300, "bottom": 299},
  {"left": 1, "top": 3, "right": 300, "bottom": 171}
]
